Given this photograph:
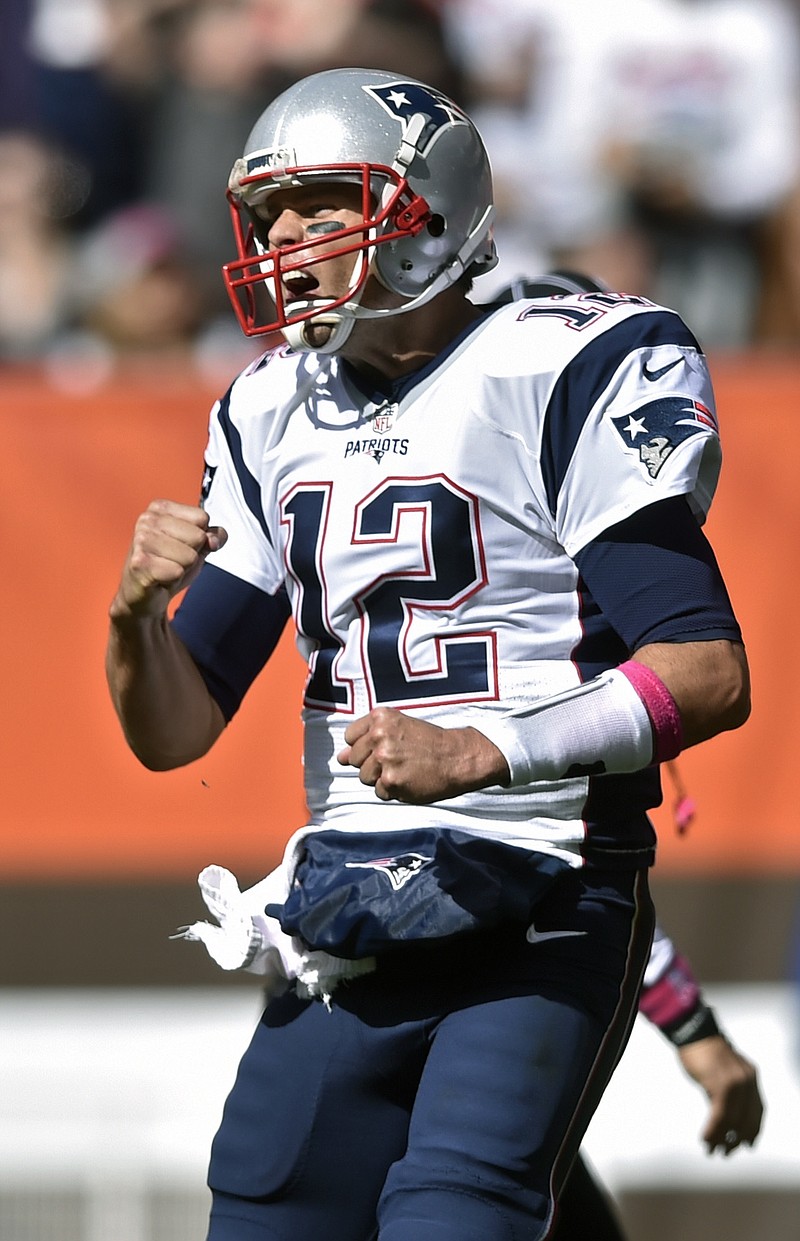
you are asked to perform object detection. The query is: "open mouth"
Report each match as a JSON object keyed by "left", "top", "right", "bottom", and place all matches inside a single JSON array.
[{"left": 281, "top": 270, "right": 321, "bottom": 303}]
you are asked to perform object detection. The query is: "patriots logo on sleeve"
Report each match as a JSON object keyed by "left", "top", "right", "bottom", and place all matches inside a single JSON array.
[
  {"left": 611, "top": 397, "right": 718, "bottom": 479},
  {"left": 363, "top": 81, "right": 468, "bottom": 154}
]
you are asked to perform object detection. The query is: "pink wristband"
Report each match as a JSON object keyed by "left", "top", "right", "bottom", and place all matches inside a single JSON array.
[
  {"left": 638, "top": 951, "right": 700, "bottom": 1027},
  {"left": 619, "top": 660, "right": 683, "bottom": 763}
]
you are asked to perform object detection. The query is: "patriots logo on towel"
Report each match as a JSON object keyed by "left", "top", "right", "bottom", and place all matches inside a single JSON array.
[
  {"left": 344, "top": 851, "right": 433, "bottom": 891},
  {"left": 363, "top": 82, "right": 468, "bottom": 155},
  {"left": 611, "top": 397, "right": 718, "bottom": 478}
]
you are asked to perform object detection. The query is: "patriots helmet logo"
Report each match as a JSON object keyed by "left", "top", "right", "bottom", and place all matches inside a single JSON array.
[
  {"left": 612, "top": 397, "right": 718, "bottom": 478},
  {"left": 363, "top": 81, "right": 468, "bottom": 156},
  {"left": 344, "top": 851, "right": 433, "bottom": 891}
]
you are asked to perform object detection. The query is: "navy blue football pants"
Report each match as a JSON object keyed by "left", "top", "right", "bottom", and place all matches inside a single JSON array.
[{"left": 206, "top": 867, "right": 654, "bottom": 1241}]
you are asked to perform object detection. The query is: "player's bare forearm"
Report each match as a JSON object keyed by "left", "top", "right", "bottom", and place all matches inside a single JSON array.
[
  {"left": 106, "top": 498, "right": 228, "bottom": 769},
  {"left": 337, "top": 707, "right": 509, "bottom": 803},
  {"left": 107, "top": 612, "right": 226, "bottom": 769},
  {"left": 632, "top": 638, "right": 750, "bottom": 748}
]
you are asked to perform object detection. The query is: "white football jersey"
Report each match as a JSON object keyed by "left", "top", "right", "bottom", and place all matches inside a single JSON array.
[{"left": 201, "top": 294, "right": 721, "bottom": 866}]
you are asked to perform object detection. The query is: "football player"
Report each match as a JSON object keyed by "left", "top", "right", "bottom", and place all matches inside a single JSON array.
[{"left": 107, "top": 69, "right": 750, "bottom": 1240}]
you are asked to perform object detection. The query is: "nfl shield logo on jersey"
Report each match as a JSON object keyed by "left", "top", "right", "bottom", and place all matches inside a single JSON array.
[{"left": 372, "top": 410, "right": 394, "bottom": 434}]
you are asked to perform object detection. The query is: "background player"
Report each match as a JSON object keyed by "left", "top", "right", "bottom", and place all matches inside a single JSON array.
[{"left": 555, "top": 921, "right": 764, "bottom": 1240}]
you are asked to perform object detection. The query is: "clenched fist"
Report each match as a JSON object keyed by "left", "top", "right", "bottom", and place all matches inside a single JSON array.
[
  {"left": 110, "top": 498, "right": 227, "bottom": 622},
  {"left": 337, "top": 706, "right": 510, "bottom": 804}
]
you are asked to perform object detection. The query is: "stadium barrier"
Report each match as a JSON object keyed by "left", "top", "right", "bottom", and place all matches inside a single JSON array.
[{"left": 1, "top": 357, "right": 798, "bottom": 880}]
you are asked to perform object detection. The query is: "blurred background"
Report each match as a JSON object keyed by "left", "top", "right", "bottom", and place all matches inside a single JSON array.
[{"left": 1, "top": 1, "right": 799, "bottom": 1238}]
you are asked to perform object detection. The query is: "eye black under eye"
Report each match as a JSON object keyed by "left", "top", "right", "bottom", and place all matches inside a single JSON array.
[{"left": 305, "top": 220, "right": 346, "bottom": 237}]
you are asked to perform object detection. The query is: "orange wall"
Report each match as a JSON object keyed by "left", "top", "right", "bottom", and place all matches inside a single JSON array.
[{"left": 1, "top": 357, "right": 797, "bottom": 880}]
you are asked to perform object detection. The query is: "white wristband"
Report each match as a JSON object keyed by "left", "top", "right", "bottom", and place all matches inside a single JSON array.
[{"left": 473, "top": 668, "right": 656, "bottom": 787}]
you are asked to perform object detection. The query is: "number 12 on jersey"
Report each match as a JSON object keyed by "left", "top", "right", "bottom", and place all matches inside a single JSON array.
[{"left": 281, "top": 476, "right": 498, "bottom": 711}]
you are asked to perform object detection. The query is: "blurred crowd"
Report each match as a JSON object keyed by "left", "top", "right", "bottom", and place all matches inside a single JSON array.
[{"left": 1, "top": 0, "right": 800, "bottom": 384}]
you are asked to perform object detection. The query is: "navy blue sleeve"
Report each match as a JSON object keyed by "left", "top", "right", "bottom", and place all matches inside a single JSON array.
[
  {"left": 170, "top": 563, "right": 292, "bottom": 721},
  {"left": 573, "top": 495, "right": 742, "bottom": 653}
]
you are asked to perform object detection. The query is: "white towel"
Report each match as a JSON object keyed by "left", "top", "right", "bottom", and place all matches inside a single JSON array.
[{"left": 174, "top": 851, "right": 376, "bottom": 1006}]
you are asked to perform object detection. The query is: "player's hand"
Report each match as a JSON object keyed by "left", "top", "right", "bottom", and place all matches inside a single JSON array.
[
  {"left": 337, "top": 707, "right": 509, "bottom": 804},
  {"left": 110, "top": 499, "right": 227, "bottom": 623},
  {"left": 678, "top": 1035, "right": 764, "bottom": 1156}
]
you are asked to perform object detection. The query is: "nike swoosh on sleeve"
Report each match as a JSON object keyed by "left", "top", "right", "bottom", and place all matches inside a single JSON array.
[{"left": 642, "top": 357, "right": 681, "bottom": 382}]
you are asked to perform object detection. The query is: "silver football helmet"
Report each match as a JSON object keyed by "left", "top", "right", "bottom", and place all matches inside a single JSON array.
[{"left": 224, "top": 67, "right": 497, "bottom": 352}]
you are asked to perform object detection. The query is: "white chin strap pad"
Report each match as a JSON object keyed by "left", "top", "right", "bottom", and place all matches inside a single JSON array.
[{"left": 280, "top": 302, "right": 357, "bottom": 354}]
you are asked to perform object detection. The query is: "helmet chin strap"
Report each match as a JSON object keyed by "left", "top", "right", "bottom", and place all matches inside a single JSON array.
[{"left": 280, "top": 298, "right": 361, "bottom": 353}]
